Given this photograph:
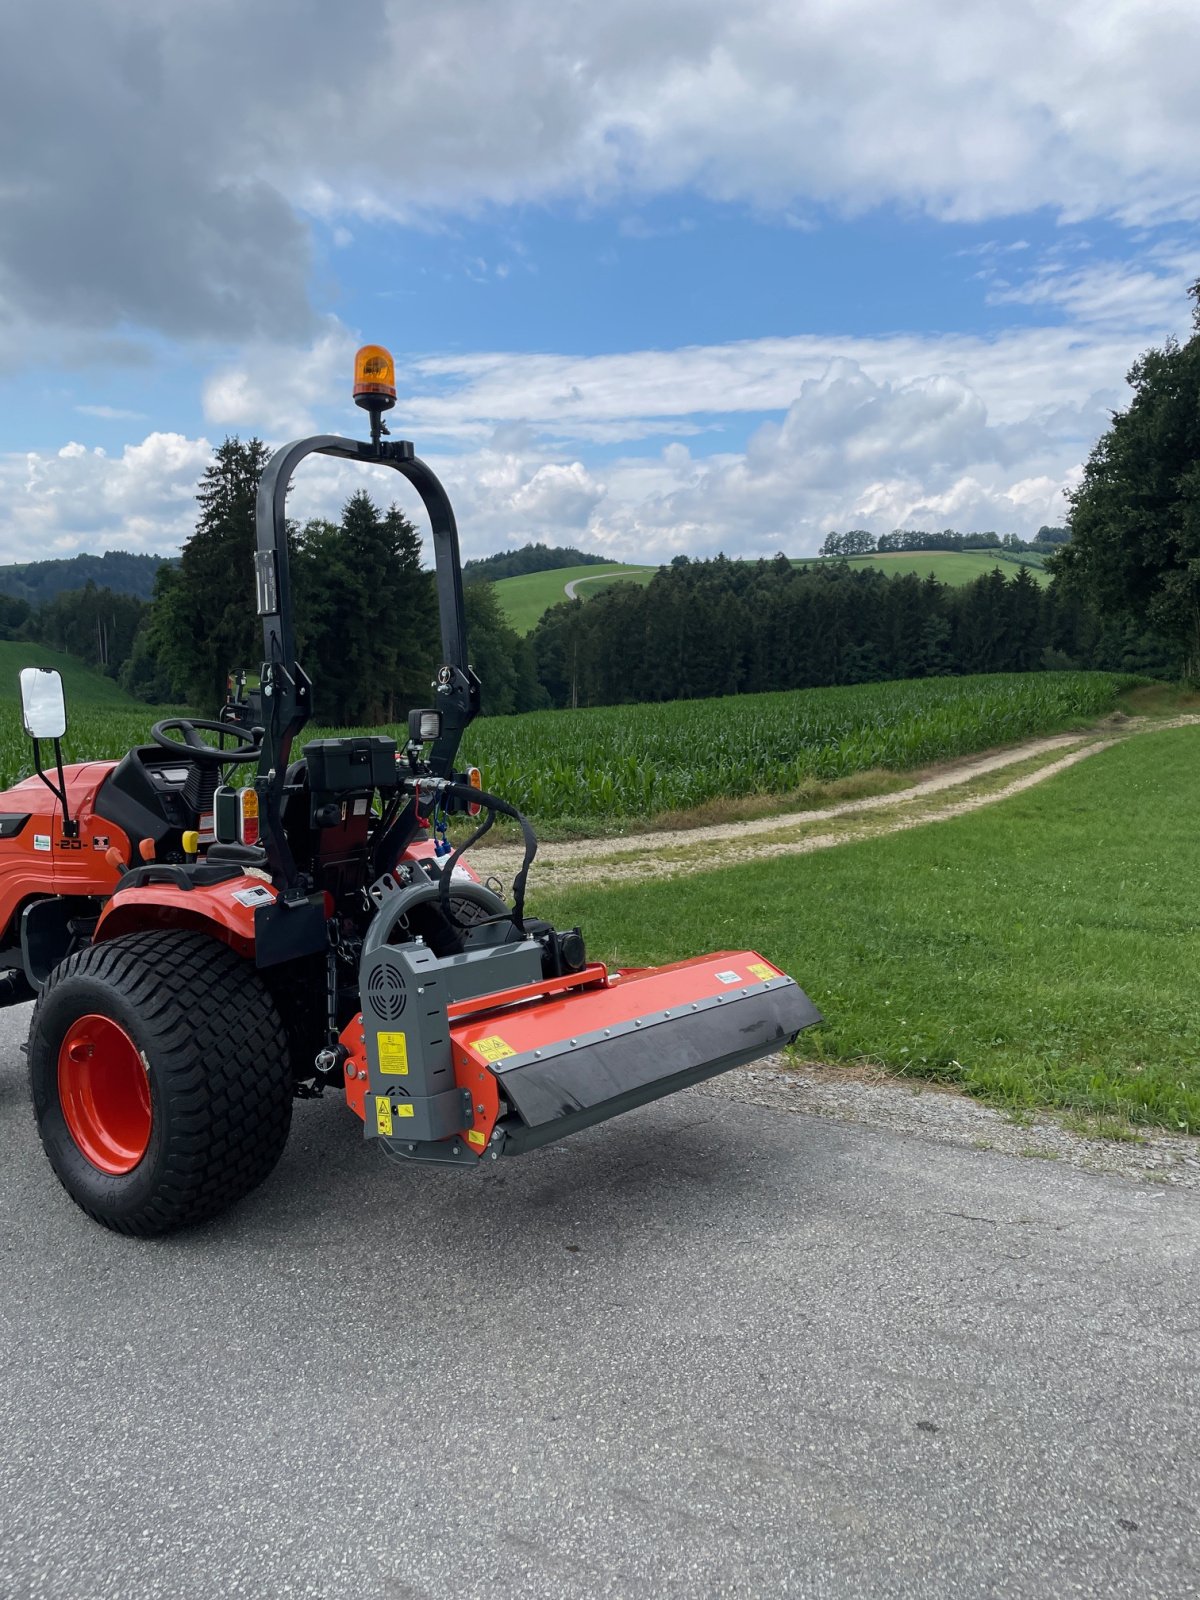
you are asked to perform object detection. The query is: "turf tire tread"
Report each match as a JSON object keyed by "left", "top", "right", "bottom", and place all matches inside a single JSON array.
[{"left": 29, "top": 931, "right": 292, "bottom": 1236}]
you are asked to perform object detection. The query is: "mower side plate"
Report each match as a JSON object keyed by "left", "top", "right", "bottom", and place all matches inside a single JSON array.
[{"left": 452, "top": 952, "right": 822, "bottom": 1157}]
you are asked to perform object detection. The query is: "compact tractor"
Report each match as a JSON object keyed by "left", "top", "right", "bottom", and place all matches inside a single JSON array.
[{"left": 0, "top": 346, "right": 819, "bottom": 1234}]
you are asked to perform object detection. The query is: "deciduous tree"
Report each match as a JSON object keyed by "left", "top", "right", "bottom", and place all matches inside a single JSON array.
[{"left": 1054, "top": 282, "right": 1200, "bottom": 678}]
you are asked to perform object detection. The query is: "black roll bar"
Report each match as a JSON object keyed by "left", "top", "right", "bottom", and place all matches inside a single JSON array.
[{"left": 252, "top": 434, "right": 480, "bottom": 892}]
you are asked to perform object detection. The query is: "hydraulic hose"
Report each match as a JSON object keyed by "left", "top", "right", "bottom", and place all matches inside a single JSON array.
[{"left": 432, "top": 780, "right": 538, "bottom": 935}]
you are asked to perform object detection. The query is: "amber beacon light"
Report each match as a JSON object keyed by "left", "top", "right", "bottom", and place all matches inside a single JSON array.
[{"left": 353, "top": 344, "right": 397, "bottom": 444}]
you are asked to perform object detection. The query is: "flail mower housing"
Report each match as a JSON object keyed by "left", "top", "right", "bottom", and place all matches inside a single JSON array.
[{"left": 0, "top": 346, "right": 820, "bottom": 1234}]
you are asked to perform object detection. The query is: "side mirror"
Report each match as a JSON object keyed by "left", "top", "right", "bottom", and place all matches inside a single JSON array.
[{"left": 19, "top": 667, "right": 67, "bottom": 741}]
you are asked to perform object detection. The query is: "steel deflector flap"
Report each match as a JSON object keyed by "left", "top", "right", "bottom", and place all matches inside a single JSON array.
[{"left": 492, "top": 980, "right": 821, "bottom": 1128}]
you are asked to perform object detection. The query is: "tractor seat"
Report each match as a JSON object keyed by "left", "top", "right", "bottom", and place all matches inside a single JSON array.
[{"left": 206, "top": 842, "right": 268, "bottom": 867}]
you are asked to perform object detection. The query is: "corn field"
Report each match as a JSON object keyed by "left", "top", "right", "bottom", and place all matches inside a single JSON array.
[
  {"left": 0, "top": 671, "right": 1140, "bottom": 823},
  {"left": 451, "top": 673, "right": 1137, "bottom": 821}
]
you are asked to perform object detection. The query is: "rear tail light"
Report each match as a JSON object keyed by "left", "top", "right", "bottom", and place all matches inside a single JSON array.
[{"left": 238, "top": 787, "right": 260, "bottom": 846}]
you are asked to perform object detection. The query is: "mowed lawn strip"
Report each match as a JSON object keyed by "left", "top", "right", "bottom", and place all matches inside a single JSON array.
[{"left": 529, "top": 727, "right": 1200, "bottom": 1133}]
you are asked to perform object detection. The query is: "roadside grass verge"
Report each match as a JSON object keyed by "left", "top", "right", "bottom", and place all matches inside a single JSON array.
[
  {"left": 642, "top": 768, "right": 914, "bottom": 830},
  {"left": 1115, "top": 681, "right": 1200, "bottom": 718},
  {"left": 528, "top": 726, "right": 1200, "bottom": 1133}
]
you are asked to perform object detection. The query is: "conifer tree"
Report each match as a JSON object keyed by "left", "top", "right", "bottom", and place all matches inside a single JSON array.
[{"left": 153, "top": 437, "right": 270, "bottom": 710}]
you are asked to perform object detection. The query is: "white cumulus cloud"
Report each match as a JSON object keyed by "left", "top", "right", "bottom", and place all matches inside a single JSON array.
[{"left": 0, "top": 433, "right": 211, "bottom": 561}]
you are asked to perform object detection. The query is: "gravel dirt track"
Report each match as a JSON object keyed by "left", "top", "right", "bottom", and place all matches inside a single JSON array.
[
  {"left": 476, "top": 714, "right": 1200, "bottom": 889},
  {"left": 2, "top": 1008, "right": 1197, "bottom": 1600}
]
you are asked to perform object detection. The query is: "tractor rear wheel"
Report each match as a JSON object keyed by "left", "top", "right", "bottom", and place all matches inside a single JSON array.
[{"left": 28, "top": 930, "right": 292, "bottom": 1236}]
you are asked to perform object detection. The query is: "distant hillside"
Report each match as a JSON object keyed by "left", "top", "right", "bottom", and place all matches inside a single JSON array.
[
  {"left": 0, "top": 551, "right": 173, "bottom": 605},
  {"left": 494, "top": 548, "right": 1052, "bottom": 634},
  {"left": 795, "top": 551, "right": 1050, "bottom": 587},
  {"left": 494, "top": 563, "right": 659, "bottom": 633},
  {"left": 463, "top": 543, "right": 611, "bottom": 584},
  {"left": 0, "top": 640, "right": 145, "bottom": 707}
]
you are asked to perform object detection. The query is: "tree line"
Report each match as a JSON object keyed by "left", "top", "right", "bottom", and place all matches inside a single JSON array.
[
  {"left": 5, "top": 464, "right": 1174, "bottom": 719},
  {"left": 820, "top": 526, "right": 1067, "bottom": 558},
  {"left": 463, "top": 543, "right": 609, "bottom": 583},
  {"left": 526, "top": 557, "right": 1171, "bottom": 709},
  {"left": 0, "top": 583, "right": 150, "bottom": 677},
  {"left": 0, "top": 549, "right": 168, "bottom": 606}
]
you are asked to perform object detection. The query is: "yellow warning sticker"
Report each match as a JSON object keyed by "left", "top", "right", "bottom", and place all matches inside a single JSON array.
[
  {"left": 471, "top": 1035, "right": 516, "bottom": 1062},
  {"left": 375, "top": 1096, "right": 393, "bottom": 1137},
  {"left": 396, "top": 1103, "right": 414, "bottom": 1119},
  {"left": 467, "top": 1128, "right": 486, "bottom": 1149},
  {"left": 748, "top": 962, "right": 776, "bottom": 981},
  {"left": 378, "top": 1031, "right": 409, "bottom": 1076}
]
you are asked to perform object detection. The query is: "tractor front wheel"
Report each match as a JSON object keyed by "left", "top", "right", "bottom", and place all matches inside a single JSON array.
[{"left": 28, "top": 931, "right": 293, "bottom": 1236}]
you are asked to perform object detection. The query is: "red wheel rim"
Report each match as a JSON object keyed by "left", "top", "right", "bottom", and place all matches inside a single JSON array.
[{"left": 57, "top": 1014, "right": 152, "bottom": 1175}]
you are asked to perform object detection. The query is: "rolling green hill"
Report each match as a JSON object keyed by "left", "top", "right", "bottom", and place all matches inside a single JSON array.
[
  {"left": 0, "top": 550, "right": 171, "bottom": 604},
  {"left": 495, "top": 549, "right": 1049, "bottom": 631},
  {"left": 494, "top": 563, "right": 658, "bottom": 633},
  {"left": 0, "top": 642, "right": 144, "bottom": 707}
]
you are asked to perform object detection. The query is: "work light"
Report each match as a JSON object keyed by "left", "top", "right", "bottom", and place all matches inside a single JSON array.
[{"left": 408, "top": 708, "right": 442, "bottom": 743}]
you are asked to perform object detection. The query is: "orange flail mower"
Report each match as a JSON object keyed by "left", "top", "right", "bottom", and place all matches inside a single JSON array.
[{"left": 0, "top": 349, "right": 819, "bottom": 1234}]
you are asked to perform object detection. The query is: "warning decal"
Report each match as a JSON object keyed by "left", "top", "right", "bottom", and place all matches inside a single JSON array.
[
  {"left": 467, "top": 1129, "right": 486, "bottom": 1149},
  {"left": 375, "top": 1096, "right": 393, "bottom": 1137},
  {"left": 395, "top": 1103, "right": 414, "bottom": 1118},
  {"left": 377, "top": 1031, "right": 409, "bottom": 1075},
  {"left": 233, "top": 884, "right": 274, "bottom": 908},
  {"left": 471, "top": 1035, "right": 516, "bottom": 1062},
  {"left": 748, "top": 962, "right": 776, "bottom": 981}
]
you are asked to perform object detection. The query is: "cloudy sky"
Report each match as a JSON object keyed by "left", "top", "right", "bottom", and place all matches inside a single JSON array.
[{"left": 1, "top": 0, "right": 1197, "bottom": 565}]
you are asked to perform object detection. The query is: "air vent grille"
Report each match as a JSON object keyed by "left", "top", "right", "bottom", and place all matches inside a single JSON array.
[{"left": 366, "top": 964, "right": 407, "bottom": 1022}]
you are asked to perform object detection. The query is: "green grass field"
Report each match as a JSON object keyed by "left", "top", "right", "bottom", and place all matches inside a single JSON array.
[
  {"left": 794, "top": 551, "right": 1049, "bottom": 586},
  {"left": 530, "top": 726, "right": 1200, "bottom": 1134},
  {"left": 558, "top": 569, "right": 658, "bottom": 602},
  {"left": 491, "top": 563, "right": 657, "bottom": 633},
  {"left": 0, "top": 641, "right": 142, "bottom": 708}
]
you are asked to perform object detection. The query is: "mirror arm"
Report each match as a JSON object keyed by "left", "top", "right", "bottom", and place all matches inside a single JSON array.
[{"left": 31, "top": 737, "right": 77, "bottom": 838}]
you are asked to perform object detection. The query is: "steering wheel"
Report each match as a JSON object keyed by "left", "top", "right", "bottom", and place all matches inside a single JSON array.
[{"left": 150, "top": 717, "right": 260, "bottom": 765}]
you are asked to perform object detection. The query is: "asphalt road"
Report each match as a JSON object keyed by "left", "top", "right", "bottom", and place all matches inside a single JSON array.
[{"left": 1, "top": 1006, "right": 1197, "bottom": 1600}]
